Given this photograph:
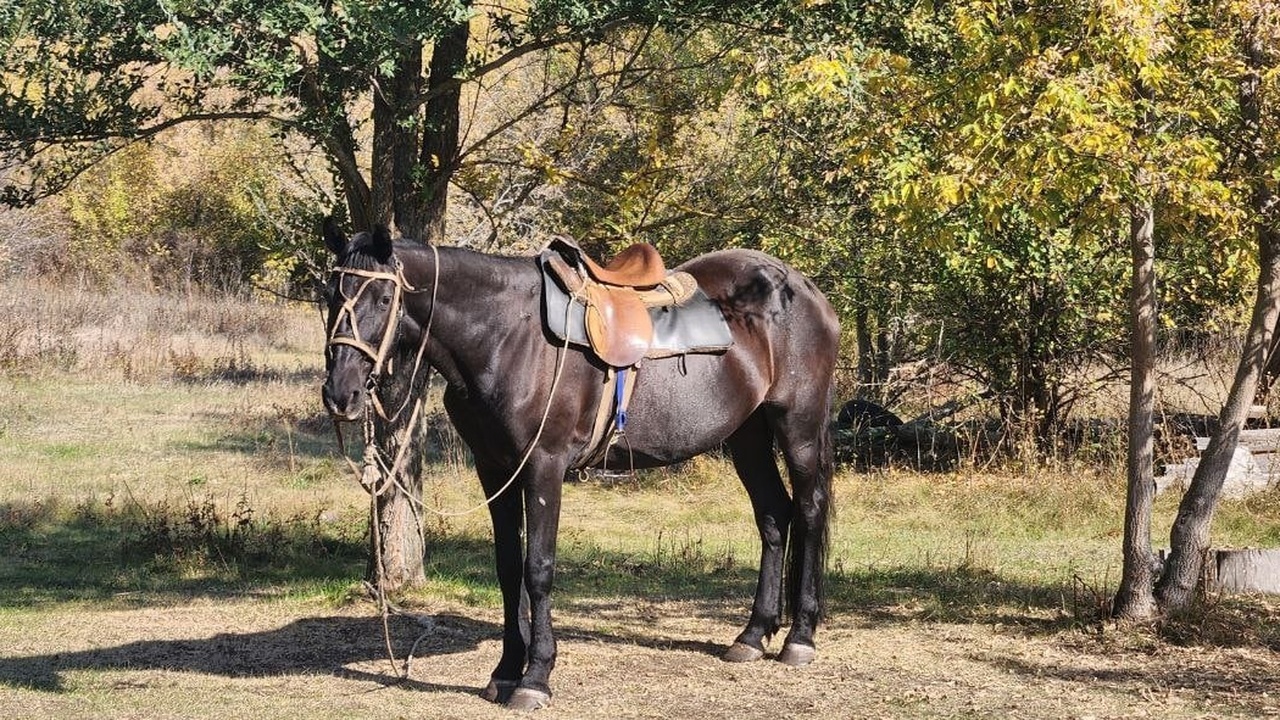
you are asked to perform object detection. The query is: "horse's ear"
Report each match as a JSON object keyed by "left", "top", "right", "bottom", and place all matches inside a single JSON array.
[
  {"left": 322, "top": 217, "right": 348, "bottom": 256},
  {"left": 369, "top": 225, "right": 394, "bottom": 262}
]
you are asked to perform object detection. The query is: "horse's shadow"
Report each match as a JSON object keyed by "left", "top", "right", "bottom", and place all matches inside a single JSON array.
[{"left": 0, "top": 613, "right": 493, "bottom": 695}]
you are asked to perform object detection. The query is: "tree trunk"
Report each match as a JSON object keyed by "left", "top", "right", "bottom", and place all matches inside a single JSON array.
[
  {"left": 875, "top": 325, "right": 893, "bottom": 393},
  {"left": 366, "top": 16, "right": 471, "bottom": 593},
  {"left": 367, "top": 345, "right": 431, "bottom": 591},
  {"left": 855, "top": 306, "right": 875, "bottom": 398},
  {"left": 1113, "top": 169, "right": 1159, "bottom": 619},
  {"left": 1155, "top": 16, "right": 1280, "bottom": 610},
  {"left": 404, "top": 19, "right": 470, "bottom": 243},
  {"left": 371, "top": 39, "right": 424, "bottom": 231}
]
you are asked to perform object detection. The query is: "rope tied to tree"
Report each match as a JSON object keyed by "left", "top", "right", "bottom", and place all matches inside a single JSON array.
[{"left": 326, "top": 244, "right": 578, "bottom": 681}]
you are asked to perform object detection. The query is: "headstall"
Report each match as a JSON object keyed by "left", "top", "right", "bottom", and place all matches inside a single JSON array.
[{"left": 326, "top": 262, "right": 414, "bottom": 387}]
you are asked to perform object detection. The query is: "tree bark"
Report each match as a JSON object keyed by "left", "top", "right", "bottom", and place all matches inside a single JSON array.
[
  {"left": 1155, "top": 14, "right": 1280, "bottom": 610},
  {"left": 1113, "top": 172, "right": 1159, "bottom": 619},
  {"left": 371, "top": 39, "right": 424, "bottom": 231},
  {"left": 406, "top": 19, "right": 470, "bottom": 243},
  {"left": 367, "top": 345, "right": 430, "bottom": 591},
  {"left": 367, "top": 15, "right": 471, "bottom": 593}
]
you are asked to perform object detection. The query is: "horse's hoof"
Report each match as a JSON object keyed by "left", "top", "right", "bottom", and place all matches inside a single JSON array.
[
  {"left": 506, "top": 687, "right": 552, "bottom": 711},
  {"left": 480, "top": 679, "right": 518, "bottom": 704},
  {"left": 722, "top": 641, "right": 765, "bottom": 663},
  {"left": 777, "top": 642, "right": 816, "bottom": 666}
]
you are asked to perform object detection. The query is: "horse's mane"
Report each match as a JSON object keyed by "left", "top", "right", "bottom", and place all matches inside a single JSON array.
[{"left": 338, "top": 230, "right": 394, "bottom": 270}]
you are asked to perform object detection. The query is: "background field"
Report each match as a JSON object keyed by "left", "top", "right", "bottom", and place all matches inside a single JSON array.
[{"left": 3, "top": 283, "right": 1280, "bottom": 719}]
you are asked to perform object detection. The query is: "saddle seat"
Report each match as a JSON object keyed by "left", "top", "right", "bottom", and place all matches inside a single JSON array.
[
  {"left": 577, "top": 242, "right": 668, "bottom": 288},
  {"left": 546, "top": 239, "right": 698, "bottom": 367}
]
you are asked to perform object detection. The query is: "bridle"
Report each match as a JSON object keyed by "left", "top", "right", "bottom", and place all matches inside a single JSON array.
[
  {"left": 325, "top": 248, "right": 438, "bottom": 423},
  {"left": 326, "top": 263, "right": 411, "bottom": 387}
]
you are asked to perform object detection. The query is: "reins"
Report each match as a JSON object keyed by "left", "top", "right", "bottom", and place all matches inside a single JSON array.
[{"left": 324, "top": 245, "right": 575, "bottom": 680}]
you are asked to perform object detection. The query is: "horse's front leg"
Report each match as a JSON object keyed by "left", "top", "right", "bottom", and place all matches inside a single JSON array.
[
  {"left": 480, "top": 463, "right": 528, "bottom": 705},
  {"left": 506, "top": 455, "right": 566, "bottom": 711}
]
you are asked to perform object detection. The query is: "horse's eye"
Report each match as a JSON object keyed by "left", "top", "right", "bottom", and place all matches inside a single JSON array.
[{"left": 379, "top": 295, "right": 392, "bottom": 308}]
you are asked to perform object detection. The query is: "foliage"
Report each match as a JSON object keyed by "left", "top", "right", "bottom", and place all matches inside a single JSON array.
[
  {"left": 3, "top": 0, "right": 1278, "bottom": 448},
  {"left": 721, "top": 0, "right": 1265, "bottom": 438},
  {"left": 924, "top": 214, "right": 1127, "bottom": 435},
  {"left": 52, "top": 123, "right": 323, "bottom": 290}
]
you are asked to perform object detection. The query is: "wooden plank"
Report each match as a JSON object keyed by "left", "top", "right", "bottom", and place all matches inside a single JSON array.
[
  {"left": 1240, "top": 428, "right": 1280, "bottom": 453},
  {"left": 1212, "top": 548, "right": 1280, "bottom": 595},
  {"left": 1193, "top": 429, "right": 1280, "bottom": 454}
]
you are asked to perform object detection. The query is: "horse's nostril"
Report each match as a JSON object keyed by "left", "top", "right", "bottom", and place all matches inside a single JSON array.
[{"left": 322, "top": 380, "right": 366, "bottom": 420}]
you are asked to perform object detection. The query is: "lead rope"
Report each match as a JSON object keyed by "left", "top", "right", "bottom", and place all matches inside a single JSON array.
[
  {"left": 329, "top": 247, "right": 437, "bottom": 681},
  {"left": 330, "top": 250, "right": 578, "bottom": 682}
]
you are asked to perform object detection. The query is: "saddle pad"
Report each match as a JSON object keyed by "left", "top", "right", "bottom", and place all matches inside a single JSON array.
[{"left": 540, "top": 251, "right": 734, "bottom": 360}]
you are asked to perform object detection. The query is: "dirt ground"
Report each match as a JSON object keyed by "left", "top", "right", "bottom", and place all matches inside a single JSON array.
[{"left": 3, "top": 594, "right": 1279, "bottom": 720}]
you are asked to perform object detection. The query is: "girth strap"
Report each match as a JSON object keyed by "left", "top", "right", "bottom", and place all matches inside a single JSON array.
[{"left": 581, "top": 365, "right": 639, "bottom": 469}]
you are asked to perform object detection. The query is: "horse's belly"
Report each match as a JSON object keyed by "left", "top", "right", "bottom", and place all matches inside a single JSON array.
[{"left": 597, "top": 351, "right": 766, "bottom": 467}]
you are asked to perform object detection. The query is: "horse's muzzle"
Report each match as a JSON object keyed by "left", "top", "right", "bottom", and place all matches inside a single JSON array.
[{"left": 322, "top": 380, "right": 366, "bottom": 421}]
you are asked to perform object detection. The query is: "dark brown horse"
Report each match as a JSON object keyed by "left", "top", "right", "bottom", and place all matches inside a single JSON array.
[{"left": 320, "top": 222, "right": 839, "bottom": 711}]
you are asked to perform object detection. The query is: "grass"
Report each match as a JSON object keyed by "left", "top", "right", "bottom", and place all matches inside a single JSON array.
[
  {"left": 0, "top": 289, "right": 1274, "bottom": 617},
  {"left": 5, "top": 279, "right": 1280, "bottom": 717}
]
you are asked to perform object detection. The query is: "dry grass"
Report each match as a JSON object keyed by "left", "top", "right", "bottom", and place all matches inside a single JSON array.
[
  {"left": 0, "top": 277, "right": 321, "bottom": 382},
  {"left": 4, "top": 281, "right": 1280, "bottom": 718}
]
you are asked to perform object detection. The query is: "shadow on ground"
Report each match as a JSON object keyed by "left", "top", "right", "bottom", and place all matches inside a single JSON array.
[
  {"left": 1, "top": 496, "right": 1083, "bottom": 632},
  {"left": 0, "top": 612, "right": 492, "bottom": 694}
]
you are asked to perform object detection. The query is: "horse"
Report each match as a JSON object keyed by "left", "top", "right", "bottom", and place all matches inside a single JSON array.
[{"left": 320, "top": 221, "right": 839, "bottom": 711}]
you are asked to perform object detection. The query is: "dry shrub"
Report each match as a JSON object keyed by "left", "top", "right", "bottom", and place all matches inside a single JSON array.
[{"left": 0, "top": 276, "right": 319, "bottom": 381}]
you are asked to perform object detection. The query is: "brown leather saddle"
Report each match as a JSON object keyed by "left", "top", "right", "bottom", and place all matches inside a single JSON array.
[
  {"left": 575, "top": 241, "right": 669, "bottom": 288},
  {"left": 545, "top": 238, "right": 698, "bottom": 367},
  {"left": 541, "top": 239, "right": 734, "bottom": 467}
]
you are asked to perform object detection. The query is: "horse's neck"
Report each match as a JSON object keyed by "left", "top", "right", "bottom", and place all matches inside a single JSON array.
[{"left": 400, "top": 243, "right": 536, "bottom": 387}]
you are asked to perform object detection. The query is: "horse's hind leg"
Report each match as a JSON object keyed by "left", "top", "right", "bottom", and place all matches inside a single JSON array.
[
  {"left": 723, "top": 409, "right": 793, "bottom": 663},
  {"left": 479, "top": 462, "right": 529, "bottom": 704},
  {"left": 770, "top": 399, "right": 833, "bottom": 666}
]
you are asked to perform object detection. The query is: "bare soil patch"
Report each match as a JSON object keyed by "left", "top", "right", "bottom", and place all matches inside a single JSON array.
[{"left": 4, "top": 595, "right": 1280, "bottom": 719}]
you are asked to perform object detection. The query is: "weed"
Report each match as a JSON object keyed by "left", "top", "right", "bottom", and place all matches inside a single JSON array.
[{"left": 168, "top": 347, "right": 206, "bottom": 380}]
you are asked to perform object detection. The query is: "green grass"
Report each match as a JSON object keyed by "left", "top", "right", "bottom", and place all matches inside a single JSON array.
[
  {"left": 3, "top": 279, "right": 1280, "bottom": 644},
  {"left": 6, "top": 362, "right": 1280, "bottom": 630}
]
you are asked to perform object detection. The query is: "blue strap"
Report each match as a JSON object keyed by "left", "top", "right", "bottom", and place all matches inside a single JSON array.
[{"left": 614, "top": 367, "right": 628, "bottom": 432}]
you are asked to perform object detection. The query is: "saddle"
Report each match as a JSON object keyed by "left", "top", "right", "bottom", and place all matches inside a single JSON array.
[
  {"left": 573, "top": 241, "right": 669, "bottom": 288},
  {"left": 545, "top": 238, "right": 700, "bottom": 368},
  {"left": 541, "top": 238, "right": 734, "bottom": 469}
]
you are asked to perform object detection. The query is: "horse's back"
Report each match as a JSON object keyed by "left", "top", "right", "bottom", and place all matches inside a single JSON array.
[{"left": 678, "top": 248, "right": 840, "bottom": 349}]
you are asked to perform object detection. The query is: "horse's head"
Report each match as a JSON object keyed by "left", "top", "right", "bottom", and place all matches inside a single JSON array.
[{"left": 320, "top": 219, "right": 407, "bottom": 420}]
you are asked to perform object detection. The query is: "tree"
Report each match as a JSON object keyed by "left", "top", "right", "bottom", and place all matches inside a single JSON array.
[
  {"left": 2, "top": 0, "right": 789, "bottom": 591},
  {"left": 1155, "top": 3, "right": 1280, "bottom": 611},
  {"left": 744, "top": 0, "right": 1258, "bottom": 615}
]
